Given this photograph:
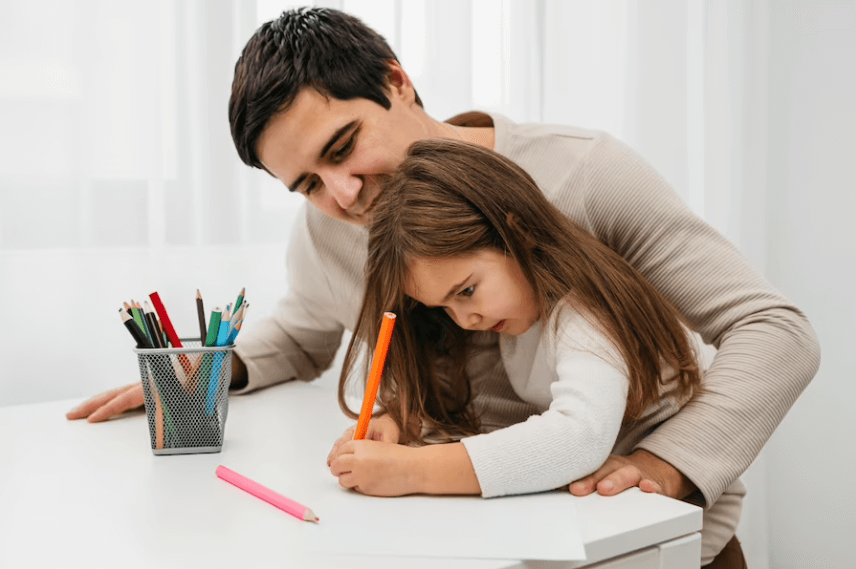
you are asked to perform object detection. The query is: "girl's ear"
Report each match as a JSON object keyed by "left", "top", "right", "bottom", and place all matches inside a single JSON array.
[{"left": 506, "top": 212, "right": 537, "bottom": 250}]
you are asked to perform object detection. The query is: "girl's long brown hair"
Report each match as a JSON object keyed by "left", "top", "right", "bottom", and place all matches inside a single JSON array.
[{"left": 339, "top": 139, "right": 700, "bottom": 444}]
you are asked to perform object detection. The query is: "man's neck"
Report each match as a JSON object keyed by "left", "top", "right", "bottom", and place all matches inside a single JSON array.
[{"left": 445, "top": 111, "right": 495, "bottom": 150}]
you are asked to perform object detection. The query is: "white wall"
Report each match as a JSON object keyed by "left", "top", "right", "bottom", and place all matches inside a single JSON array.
[
  {"left": 0, "top": 244, "right": 293, "bottom": 406},
  {"left": 764, "top": 1, "right": 856, "bottom": 568}
]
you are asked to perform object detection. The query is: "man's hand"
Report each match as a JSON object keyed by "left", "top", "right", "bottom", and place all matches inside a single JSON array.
[
  {"left": 328, "top": 439, "right": 420, "bottom": 496},
  {"left": 569, "top": 450, "right": 697, "bottom": 500},
  {"left": 327, "top": 414, "right": 400, "bottom": 466},
  {"left": 65, "top": 383, "right": 144, "bottom": 423}
]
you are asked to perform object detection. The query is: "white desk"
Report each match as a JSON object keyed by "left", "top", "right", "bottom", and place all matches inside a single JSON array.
[{"left": 0, "top": 381, "right": 701, "bottom": 568}]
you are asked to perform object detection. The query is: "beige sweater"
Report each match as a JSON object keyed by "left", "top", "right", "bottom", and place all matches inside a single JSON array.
[{"left": 234, "top": 112, "right": 819, "bottom": 520}]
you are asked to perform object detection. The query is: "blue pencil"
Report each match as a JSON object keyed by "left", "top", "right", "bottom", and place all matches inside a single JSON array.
[{"left": 206, "top": 308, "right": 232, "bottom": 416}]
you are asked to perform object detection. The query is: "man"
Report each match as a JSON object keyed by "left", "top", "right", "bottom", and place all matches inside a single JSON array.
[{"left": 69, "top": 8, "right": 818, "bottom": 567}]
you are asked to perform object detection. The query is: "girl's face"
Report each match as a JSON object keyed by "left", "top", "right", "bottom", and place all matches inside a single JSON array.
[{"left": 405, "top": 249, "right": 540, "bottom": 336}]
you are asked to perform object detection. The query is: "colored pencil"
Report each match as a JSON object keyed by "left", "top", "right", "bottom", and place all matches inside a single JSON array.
[
  {"left": 233, "top": 287, "right": 246, "bottom": 315},
  {"left": 148, "top": 292, "right": 182, "bottom": 348},
  {"left": 206, "top": 308, "right": 233, "bottom": 415},
  {"left": 144, "top": 301, "right": 166, "bottom": 347},
  {"left": 196, "top": 289, "right": 207, "bottom": 345},
  {"left": 143, "top": 302, "right": 165, "bottom": 349},
  {"left": 149, "top": 291, "right": 194, "bottom": 380},
  {"left": 205, "top": 307, "right": 222, "bottom": 347},
  {"left": 353, "top": 312, "right": 396, "bottom": 441},
  {"left": 129, "top": 300, "right": 148, "bottom": 340},
  {"left": 120, "top": 309, "right": 152, "bottom": 349},
  {"left": 227, "top": 317, "right": 243, "bottom": 345},
  {"left": 135, "top": 300, "right": 155, "bottom": 342},
  {"left": 216, "top": 465, "right": 318, "bottom": 523}
]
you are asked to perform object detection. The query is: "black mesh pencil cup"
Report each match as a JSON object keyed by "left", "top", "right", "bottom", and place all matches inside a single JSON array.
[{"left": 134, "top": 339, "right": 234, "bottom": 455}]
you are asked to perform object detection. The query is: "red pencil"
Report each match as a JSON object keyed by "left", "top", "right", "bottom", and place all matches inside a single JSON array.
[
  {"left": 149, "top": 291, "right": 193, "bottom": 377},
  {"left": 149, "top": 291, "right": 182, "bottom": 348}
]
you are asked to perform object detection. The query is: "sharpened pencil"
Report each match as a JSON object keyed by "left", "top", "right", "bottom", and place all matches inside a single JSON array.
[
  {"left": 120, "top": 308, "right": 152, "bottom": 349},
  {"left": 196, "top": 289, "right": 207, "bottom": 345},
  {"left": 233, "top": 287, "right": 246, "bottom": 315},
  {"left": 143, "top": 302, "right": 165, "bottom": 349},
  {"left": 354, "top": 312, "right": 396, "bottom": 440}
]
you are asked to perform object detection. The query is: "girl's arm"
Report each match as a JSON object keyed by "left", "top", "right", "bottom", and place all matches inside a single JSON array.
[
  {"left": 417, "top": 443, "right": 481, "bottom": 495},
  {"left": 460, "top": 310, "right": 629, "bottom": 498},
  {"left": 327, "top": 440, "right": 481, "bottom": 496},
  {"left": 328, "top": 310, "right": 630, "bottom": 499}
]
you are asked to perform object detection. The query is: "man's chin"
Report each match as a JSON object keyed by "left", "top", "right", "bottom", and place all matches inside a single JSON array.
[{"left": 343, "top": 212, "right": 372, "bottom": 226}]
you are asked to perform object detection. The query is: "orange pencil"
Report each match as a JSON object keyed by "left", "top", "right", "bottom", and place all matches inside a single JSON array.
[{"left": 353, "top": 312, "right": 396, "bottom": 440}]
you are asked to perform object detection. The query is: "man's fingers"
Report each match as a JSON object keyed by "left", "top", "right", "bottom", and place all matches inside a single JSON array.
[
  {"left": 569, "top": 456, "right": 627, "bottom": 496},
  {"left": 639, "top": 478, "right": 664, "bottom": 494},
  {"left": 596, "top": 465, "right": 643, "bottom": 496},
  {"left": 85, "top": 384, "right": 144, "bottom": 423},
  {"left": 66, "top": 384, "right": 138, "bottom": 420},
  {"left": 569, "top": 477, "right": 597, "bottom": 496}
]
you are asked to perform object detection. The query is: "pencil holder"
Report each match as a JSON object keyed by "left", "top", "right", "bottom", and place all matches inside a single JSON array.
[{"left": 133, "top": 339, "right": 234, "bottom": 455}]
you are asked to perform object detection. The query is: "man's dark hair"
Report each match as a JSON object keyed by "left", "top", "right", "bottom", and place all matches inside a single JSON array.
[{"left": 229, "top": 7, "right": 422, "bottom": 170}]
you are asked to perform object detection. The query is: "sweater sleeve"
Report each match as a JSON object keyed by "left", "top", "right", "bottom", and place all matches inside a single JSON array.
[
  {"left": 461, "top": 311, "right": 629, "bottom": 498},
  {"left": 579, "top": 134, "right": 821, "bottom": 507},
  {"left": 231, "top": 205, "right": 345, "bottom": 393}
]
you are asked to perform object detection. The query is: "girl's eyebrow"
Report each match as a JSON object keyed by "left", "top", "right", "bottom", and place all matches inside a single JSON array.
[{"left": 441, "top": 273, "right": 473, "bottom": 303}]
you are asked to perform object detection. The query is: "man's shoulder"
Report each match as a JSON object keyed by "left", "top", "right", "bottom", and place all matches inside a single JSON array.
[{"left": 492, "top": 113, "right": 610, "bottom": 158}]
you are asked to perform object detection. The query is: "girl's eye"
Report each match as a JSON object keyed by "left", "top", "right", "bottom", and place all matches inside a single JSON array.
[{"left": 458, "top": 285, "right": 475, "bottom": 297}]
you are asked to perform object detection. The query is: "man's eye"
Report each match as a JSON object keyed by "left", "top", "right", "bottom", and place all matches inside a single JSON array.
[
  {"left": 303, "top": 178, "right": 318, "bottom": 196},
  {"left": 458, "top": 286, "right": 475, "bottom": 297},
  {"left": 332, "top": 136, "right": 355, "bottom": 161}
]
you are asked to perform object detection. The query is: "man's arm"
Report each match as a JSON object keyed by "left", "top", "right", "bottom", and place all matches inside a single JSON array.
[{"left": 572, "top": 133, "right": 820, "bottom": 505}]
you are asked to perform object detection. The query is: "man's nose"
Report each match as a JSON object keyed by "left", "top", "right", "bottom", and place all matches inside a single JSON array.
[{"left": 323, "top": 170, "right": 362, "bottom": 210}]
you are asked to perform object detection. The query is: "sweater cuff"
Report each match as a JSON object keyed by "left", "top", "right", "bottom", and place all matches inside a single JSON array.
[
  {"left": 460, "top": 434, "right": 507, "bottom": 498},
  {"left": 230, "top": 342, "right": 300, "bottom": 395},
  {"left": 634, "top": 436, "right": 725, "bottom": 509}
]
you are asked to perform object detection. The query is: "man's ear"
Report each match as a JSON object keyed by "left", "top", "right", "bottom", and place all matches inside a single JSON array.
[{"left": 386, "top": 60, "right": 417, "bottom": 106}]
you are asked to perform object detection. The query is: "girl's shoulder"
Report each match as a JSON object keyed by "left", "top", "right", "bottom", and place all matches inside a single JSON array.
[{"left": 546, "top": 301, "right": 626, "bottom": 372}]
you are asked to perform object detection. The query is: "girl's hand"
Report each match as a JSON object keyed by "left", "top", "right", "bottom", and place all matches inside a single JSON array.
[
  {"left": 328, "top": 439, "right": 421, "bottom": 496},
  {"left": 326, "top": 414, "right": 401, "bottom": 466}
]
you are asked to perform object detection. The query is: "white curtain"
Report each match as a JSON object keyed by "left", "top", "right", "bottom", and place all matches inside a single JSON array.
[{"left": 1, "top": 1, "right": 777, "bottom": 566}]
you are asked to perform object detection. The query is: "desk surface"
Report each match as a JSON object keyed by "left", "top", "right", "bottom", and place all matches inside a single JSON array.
[{"left": 0, "top": 381, "right": 701, "bottom": 568}]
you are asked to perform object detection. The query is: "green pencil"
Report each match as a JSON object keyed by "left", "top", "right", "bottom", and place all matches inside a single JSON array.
[
  {"left": 130, "top": 300, "right": 150, "bottom": 341},
  {"left": 233, "top": 287, "right": 245, "bottom": 315}
]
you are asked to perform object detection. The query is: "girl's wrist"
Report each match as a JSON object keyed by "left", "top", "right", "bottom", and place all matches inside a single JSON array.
[{"left": 414, "top": 443, "right": 481, "bottom": 495}]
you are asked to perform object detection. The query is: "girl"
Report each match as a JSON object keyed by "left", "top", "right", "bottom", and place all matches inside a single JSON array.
[{"left": 327, "top": 139, "right": 742, "bottom": 566}]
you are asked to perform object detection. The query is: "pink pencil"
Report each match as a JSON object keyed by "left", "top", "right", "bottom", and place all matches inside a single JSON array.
[{"left": 215, "top": 465, "right": 319, "bottom": 523}]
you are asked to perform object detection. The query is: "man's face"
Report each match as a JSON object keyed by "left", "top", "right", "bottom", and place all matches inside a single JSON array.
[{"left": 256, "top": 81, "right": 427, "bottom": 226}]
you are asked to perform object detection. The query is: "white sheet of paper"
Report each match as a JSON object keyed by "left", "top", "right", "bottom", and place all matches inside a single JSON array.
[{"left": 300, "top": 488, "right": 585, "bottom": 561}]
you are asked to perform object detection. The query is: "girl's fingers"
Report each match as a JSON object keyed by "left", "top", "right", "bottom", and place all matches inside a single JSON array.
[
  {"left": 337, "top": 472, "right": 357, "bottom": 489},
  {"left": 327, "top": 426, "right": 356, "bottom": 465},
  {"left": 330, "top": 454, "right": 354, "bottom": 477}
]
